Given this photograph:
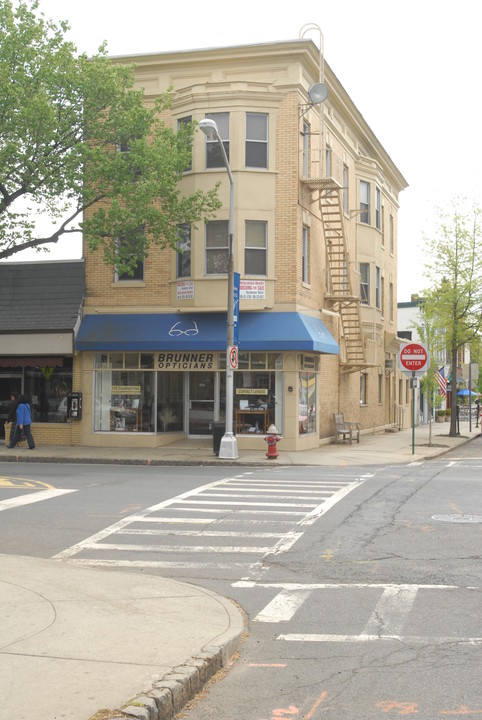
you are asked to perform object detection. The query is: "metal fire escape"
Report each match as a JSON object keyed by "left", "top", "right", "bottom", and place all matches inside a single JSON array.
[{"left": 302, "top": 176, "right": 366, "bottom": 373}]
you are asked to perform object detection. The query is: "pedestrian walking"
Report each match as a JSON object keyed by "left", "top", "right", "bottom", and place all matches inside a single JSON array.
[
  {"left": 8, "top": 394, "right": 35, "bottom": 449},
  {"left": 4, "top": 390, "right": 24, "bottom": 447}
]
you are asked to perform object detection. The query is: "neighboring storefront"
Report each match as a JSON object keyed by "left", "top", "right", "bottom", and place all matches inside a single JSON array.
[
  {"left": 0, "top": 260, "right": 84, "bottom": 444},
  {"left": 75, "top": 311, "right": 338, "bottom": 450}
]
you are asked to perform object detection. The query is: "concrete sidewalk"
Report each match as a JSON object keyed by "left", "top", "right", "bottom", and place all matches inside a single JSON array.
[
  {"left": 0, "top": 554, "right": 245, "bottom": 720},
  {"left": 0, "top": 421, "right": 479, "bottom": 720},
  {"left": 0, "top": 418, "right": 480, "bottom": 467}
]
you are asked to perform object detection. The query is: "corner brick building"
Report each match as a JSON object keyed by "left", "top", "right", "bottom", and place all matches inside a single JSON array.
[{"left": 70, "top": 39, "right": 409, "bottom": 450}]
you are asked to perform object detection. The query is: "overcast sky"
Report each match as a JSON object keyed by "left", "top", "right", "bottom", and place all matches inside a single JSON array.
[{"left": 11, "top": 0, "right": 482, "bottom": 301}]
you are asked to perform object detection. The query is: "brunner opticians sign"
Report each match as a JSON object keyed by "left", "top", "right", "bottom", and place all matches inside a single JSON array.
[{"left": 157, "top": 352, "right": 216, "bottom": 370}]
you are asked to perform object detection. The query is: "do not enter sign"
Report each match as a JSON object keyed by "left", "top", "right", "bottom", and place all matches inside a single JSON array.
[{"left": 399, "top": 342, "right": 430, "bottom": 374}]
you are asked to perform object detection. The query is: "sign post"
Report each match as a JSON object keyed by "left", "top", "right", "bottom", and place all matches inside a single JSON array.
[{"left": 398, "top": 342, "right": 430, "bottom": 455}]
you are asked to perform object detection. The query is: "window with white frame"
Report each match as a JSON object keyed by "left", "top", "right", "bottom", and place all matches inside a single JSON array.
[
  {"left": 376, "top": 187, "right": 381, "bottom": 230},
  {"left": 205, "top": 220, "right": 228, "bottom": 275},
  {"left": 360, "top": 372, "right": 367, "bottom": 405},
  {"left": 246, "top": 113, "right": 268, "bottom": 168},
  {"left": 360, "top": 262, "right": 370, "bottom": 304},
  {"left": 245, "top": 221, "right": 267, "bottom": 275},
  {"left": 325, "top": 146, "right": 332, "bottom": 178},
  {"left": 343, "top": 164, "right": 349, "bottom": 215},
  {"left": 115, "top": 227, "right": 145, "bottom": 281},
  {"left": 381, "top": 275, "right": 385, "bottom": 317},
  {"left": 204, "top": 112, "right": 229, "bottom": 168},
  {"left": 176, "top": 224, "right": 191, "bottom": 278},
  {"left": 389, "top": 214, "right": 394, "bottom": 254},
  {"left": 375, "top": 266, "right": 381, "bottom": 309},
  {"left": 302, "top": 226, "right": 310, "bottom": 284},
  {"left": 302, "top": 121, "right": 310, "bottom": 177},
  {"left": 381, "top": 205, "right": 385, "bottom": 245},
  {"left": 360, "top": 180, "right": 370, "bottom": 224}
]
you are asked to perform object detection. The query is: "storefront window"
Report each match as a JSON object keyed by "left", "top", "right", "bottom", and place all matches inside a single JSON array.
[
  {"left": 299, "top": 372, "right": 317, "bottom": 434},
  {"left": 0, "top": 359, "right": 73, "bottom": 425},
  {"left": 234, "top": 371, "right": 280, "bottom": 435},
  {"left": 92, "top": 352, "right": 284, "bottom": 435},
  {"left": 94, "top": 370, "right": 155, "bottom": 432}
]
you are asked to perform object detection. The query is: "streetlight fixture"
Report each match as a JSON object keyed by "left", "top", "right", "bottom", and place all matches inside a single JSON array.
[{"left": 199, "top": 118, "right": 238, "bottom": 459}]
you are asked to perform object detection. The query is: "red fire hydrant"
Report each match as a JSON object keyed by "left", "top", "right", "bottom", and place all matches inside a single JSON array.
[{"left": 265, "top": 424, "right": 280, "bottom": 459}]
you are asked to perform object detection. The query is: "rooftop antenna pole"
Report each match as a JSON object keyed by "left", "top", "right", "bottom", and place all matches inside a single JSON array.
[{"left": 299, "top": 23, "right": 325, "bottom": 177}]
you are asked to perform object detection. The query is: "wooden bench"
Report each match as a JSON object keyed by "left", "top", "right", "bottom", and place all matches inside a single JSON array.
[{"left": 333, "top": 413, "right": 361, "bottom": 444}]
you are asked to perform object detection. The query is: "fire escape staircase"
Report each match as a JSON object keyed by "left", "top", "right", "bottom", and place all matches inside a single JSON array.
[{"left": 302, "top": 177, "right": 368, "bottom": 374}]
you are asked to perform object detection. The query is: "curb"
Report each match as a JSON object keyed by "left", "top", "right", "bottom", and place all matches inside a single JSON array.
[{"left": 104, "top": 639, "right": 242, "bottom": 720}]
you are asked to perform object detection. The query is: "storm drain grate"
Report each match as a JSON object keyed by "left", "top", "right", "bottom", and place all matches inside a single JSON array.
[{"left": 431, "top": 514, "right": 482, "bottom": 523}]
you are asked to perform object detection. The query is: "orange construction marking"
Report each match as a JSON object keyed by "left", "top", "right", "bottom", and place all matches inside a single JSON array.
[
  {"left": 272, "top": 706, "right": 299, "bottom": 717},
  {"left": 376, "top": 700, "right": 418, "bottom": 714},
  {"left": 441, "top": 708, "right": 482, "bottom": 716},
  {"left": 304, "top": 691, "right": 328, "bottom": 719}
]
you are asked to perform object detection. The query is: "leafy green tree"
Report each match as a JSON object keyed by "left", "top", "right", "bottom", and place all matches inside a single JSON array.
[
  {"left": 423, "top": 200, "right": 482, "bottom": 436},
  {"left": 0, "top": 1, "right": 221, "bottom": 271}
]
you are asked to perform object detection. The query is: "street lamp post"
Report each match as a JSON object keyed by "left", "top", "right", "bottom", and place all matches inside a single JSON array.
[{"left": 199, "top": 118, "right": 238, "bottom": 459}]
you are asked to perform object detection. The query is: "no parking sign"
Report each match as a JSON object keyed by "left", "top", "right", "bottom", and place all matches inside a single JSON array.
[{"left": 228, "top": 345, "right": 238, "bottom": 369}]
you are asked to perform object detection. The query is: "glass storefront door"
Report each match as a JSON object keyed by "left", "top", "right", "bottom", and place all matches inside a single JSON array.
[{"left": 188, "top": 372, "right": 215, "bottom": 436}]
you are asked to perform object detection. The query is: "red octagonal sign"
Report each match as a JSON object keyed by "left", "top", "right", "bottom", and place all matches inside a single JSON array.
[{"left": 399, "top": 342, "right": 429, "bottom": 373}]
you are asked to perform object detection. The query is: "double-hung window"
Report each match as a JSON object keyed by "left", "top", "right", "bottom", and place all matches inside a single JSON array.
[
  {"left": 376, "top": 187, "right": 381, "bottom": 230},
  {"left": 343, "top": 164, "right": 349, "bottom": 215},
  {"left": 375, "top": 266, "right": 381, "bottom": 309},
  {"left": 205, "top": 220, "right": 228, "bottom": 275},
  {"left": 205, "top": 112, "right": 229, "bottom": 168},
  {"left": 176, "top": 224, "right": 191, "bottom": 278},
  {"left": 360, "top": 262, "right": 370, "bottom": 304},
  {"left": 245, "top": 221, "right": 267, "bottom": 275},
  {"left": 360, "top": 373, "right": 367, "bottom": 405},
  {"left": 246, "top": 113, "right": 268, "bottom": 168},
  {"left": 115, "top": 227, "right": 145, "bottom": 281},
  {"left": 302, "top": 226, "right": 310, "bottom": 284},
  {"left": 360, "top": 180, "right": 370, "bottom": 224}
]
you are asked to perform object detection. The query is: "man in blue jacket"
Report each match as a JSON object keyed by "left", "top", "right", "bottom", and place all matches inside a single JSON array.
[{"left": 8, "top": 394, "right": 35, "bottom": 449}]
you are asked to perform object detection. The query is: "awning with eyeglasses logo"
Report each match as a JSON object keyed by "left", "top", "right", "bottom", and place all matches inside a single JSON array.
[{"left": 75, "top": 312, "right": 339, "bottom": 354}]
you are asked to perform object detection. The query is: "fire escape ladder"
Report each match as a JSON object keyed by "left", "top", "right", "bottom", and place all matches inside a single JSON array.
[{"left": 318, "top": 181, "right": 366, "bottom": 372}]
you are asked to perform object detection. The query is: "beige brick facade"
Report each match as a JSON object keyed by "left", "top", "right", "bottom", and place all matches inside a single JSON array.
[{"left": 75, "top": 39, "right": 409, "bottom": 450}]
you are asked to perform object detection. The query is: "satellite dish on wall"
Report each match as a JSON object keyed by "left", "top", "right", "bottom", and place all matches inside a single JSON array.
[{"left": 308, "top": 82, "right": 328, "bottom": 105}]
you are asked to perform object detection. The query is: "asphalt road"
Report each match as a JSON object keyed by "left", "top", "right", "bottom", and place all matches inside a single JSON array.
[{"left": 0, "top": 441, "right": 481, "bottom": 719}]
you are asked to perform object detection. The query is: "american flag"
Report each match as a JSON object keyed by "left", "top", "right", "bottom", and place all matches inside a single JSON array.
[{"left": 434, "top": 366, "right": 447, "bottom": 397}]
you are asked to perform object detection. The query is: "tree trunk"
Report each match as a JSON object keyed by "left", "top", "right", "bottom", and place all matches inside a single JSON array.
[{"left": 449, "top": 345, "right": 458, "bottom": 436}]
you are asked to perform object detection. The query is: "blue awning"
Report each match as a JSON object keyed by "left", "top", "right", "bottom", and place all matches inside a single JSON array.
[{"left": 75, "top": 312, "right": 339, "bottom": 354}]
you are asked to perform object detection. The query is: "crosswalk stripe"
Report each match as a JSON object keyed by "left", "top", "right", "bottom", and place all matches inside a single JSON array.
[
  {"left": 278, "top": 633, "right": 482, "bottom": 645},
  {"left": 121, "top": 529, "right": 285, "bottom": 538},
  {"left": 86, "top": 542, "right": 273, "bottom": 553},
  {"left": 254, "top": 589, "right": 312, "bottom": 622},
  {"left": 362, "top": 585, "right": 418, "bottom": 636},
  {"left": 0, "top": 488, "right": 77, "bottom": 511}
]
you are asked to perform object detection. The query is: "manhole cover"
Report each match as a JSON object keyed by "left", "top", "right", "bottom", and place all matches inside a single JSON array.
[{"left": 431, "top": 514, "right": 482, "bottom": 523}]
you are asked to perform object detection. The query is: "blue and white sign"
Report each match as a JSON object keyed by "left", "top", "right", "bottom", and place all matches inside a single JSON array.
[{"left": 233, "top": 272, "right": 240, "bottom": 346}]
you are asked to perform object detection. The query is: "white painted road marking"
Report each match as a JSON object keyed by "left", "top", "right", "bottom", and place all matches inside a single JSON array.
[
  {"left": 277, "top": 633, "right": 482, "bottom": 645},
  {"left": 254, "top": 588, "right": 312, "bottom": 623},
  {"left": 361, "top": 585, "right": 418, "bottom": 636},
  {"left": 0, "top": 488, "right": 77, "bottom": 511},
  {"left": 54, "top": 473, "right": 364, "bottom": 569}
]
